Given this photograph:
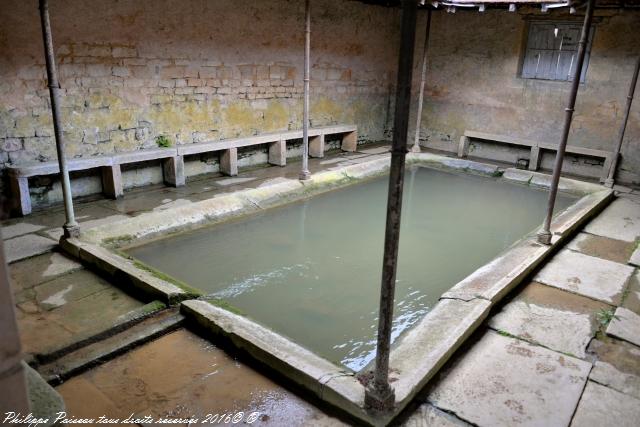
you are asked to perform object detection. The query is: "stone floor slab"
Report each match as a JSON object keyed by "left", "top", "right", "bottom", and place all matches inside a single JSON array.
[
  {"left": 32, "top": 269, "right": 111, "bottom": 310},
  {"left": 590, "top": 361, "right": 640, "bottom": 400},
  {"left": 622, "top": 271, "right": 640, "bottom": 315},
  {"left": 566, "top": 232, "right": 635, "bottom": 264},
  {"left": 629, "top": 245, "right": 640, "bottom": 267},
  {"left": 15, "top": 269, "right": 146, "bottom": 357},
  {"left": 533, "top": 250, "right": 633, "bottom": 305},
  {"left": 606, "top": 307, "right": 640, "bottom": 347},
  {"left": 489, "top": 282, "right": 608, "bottom": 358},
  {"left": 214, "top": 176, "right": 257, "bottom": 186},
  {"left": 56, "top": 329, "right": 345, "bottom": 426},
  {"left": 588, "top": 337, "right": 640, "bottom": 400},
  {"left": 44, "top": 214, "right": 129, "bottom": 240},
  {"left": 403, "top": 404, "right": 471, "bottom": 427},
  {"left": 10, "top": 252, "right": 82, "bottom": 292},
  {"left": 584, "top": 197, "right": 640, "bottom": 243},
  {"left": 570, "top": 381, "right": 640, "bottom": 427},
  {"left": 358, "top": 146, "right": 389, "bottom": 154},
  {"left": 4, "top": 234, "right": 57, "bottom": 263},
  {"left": 1, "top": 222, "right": 45, "bottom": 240},
  {"left": 3, "top": 203, "right": 121, "bottom": 230},
  {"left": 99, "top": 188, "right": 199, "bottom": 216},
  {"left": 428, "top": 331, "right": 591, "bottom": 427}
]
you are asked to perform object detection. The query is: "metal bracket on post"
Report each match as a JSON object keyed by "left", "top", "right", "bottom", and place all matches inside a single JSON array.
[{"left": 364, "top": 0, "right": 418, "bottom": 413}]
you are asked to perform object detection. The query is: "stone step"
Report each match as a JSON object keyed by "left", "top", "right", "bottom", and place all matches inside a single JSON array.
[
  {"left": 38, "top": 308, "right": 184, "bottom": 385},
  {"left": 34, "top": 299, "right": 168, "bottom": 365}
]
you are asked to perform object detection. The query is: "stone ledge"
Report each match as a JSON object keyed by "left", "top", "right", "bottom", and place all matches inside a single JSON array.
[
  {"left": 180, "top": 300, "right": 377, "bottom": 425},
  {"left": 502, "top": 167, "right": 604, "bottom": 195},
  {"left": 409, "top": 152, "right": 501, "bottom": 177},
  {"left": 442, "top": 188, "right": 613, "bottom": 303},
  {"left": 388, "top": 299, "right": 492, "bottom": 407},
  {"left": 60, "top": 238, "right": 198, "bottom": 305},
  {"left": 443, "top": 241, "right": 550, "bottom": 302}
]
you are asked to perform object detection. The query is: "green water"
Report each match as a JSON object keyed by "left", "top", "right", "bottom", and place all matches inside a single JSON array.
[{"left": 129, "top": 167, "right": 574, "bottom": 371}]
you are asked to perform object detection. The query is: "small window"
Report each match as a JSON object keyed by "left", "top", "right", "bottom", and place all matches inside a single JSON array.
[{"left": 521, "top": 21, "right": 595, "bottom": 82}]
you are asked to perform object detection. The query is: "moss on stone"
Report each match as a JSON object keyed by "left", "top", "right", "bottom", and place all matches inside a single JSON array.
[
  {"left": 131, "top": 259, "right": 202, "bottom": 298},
  {"left": 156, "top": 135, "right": 172, "bottom": 148},
  {"left": 139, "top": 300, "right": 167, "bottom": 315},
  {"left": 596, "top": 308, "right": 619, "bottom": 328},
  {"left": 495, "top": 329, "right": 518, "bottom": 339},
  {"left": 102, "top": 234, "right": 135, "bottom": 248},
  {"left": 204, "top": 297, "right": 245, "bottom": 316}
]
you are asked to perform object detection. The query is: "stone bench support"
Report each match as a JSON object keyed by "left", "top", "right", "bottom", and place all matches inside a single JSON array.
[
  {"left": 101, "top": 165, "right": 123, "bottom": 199},
  {"left": 268, "top": 139, "right": 286, "bottom": 166},
  {"left": 342, "top": 130, "right": 358, "bottom": 152},
  {"left": 220, "top": 148, "right": 238, "bottom": 176},
  {"left": 162, "top": 155, "right": 185, "bottom": 187},
  {"left": 309, "top": 134, "right": 325, "bottom": 158}
]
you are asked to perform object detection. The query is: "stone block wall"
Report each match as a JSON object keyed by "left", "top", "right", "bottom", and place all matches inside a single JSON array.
[
  {"left": 412, "top": 8, "right": 640, "bottom": 184},
  {"left": 2, "top": 2, "right": 639, "bottom": 212},
  {"left": 0, "top": 0, "right": 398, "bottom": 209}
]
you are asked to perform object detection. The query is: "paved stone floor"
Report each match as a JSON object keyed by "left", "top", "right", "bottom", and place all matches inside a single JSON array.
[
  {"left": 4, "top": 146, "right": 640, "bottom": 426},
  {"left": 56, "top": 329, "right": 344, "bottom": 426},
  {"left": 411, "top": 194, "right": 640, "bottom": 427}
]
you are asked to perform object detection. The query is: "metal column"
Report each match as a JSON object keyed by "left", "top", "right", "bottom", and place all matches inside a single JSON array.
[
  {"left": 604, "top": 56, "right": 640, "bottom": 188},
  {"left": 411, "top": 8, "right": 432, "bottom": 153},
  {"left": 39, "top": 0, "right": 79, "bottom": 238},
  {"left": 299, "top": 0, "right": 311, "bottom": 180},
  {"left": 365, "top": 0, "right": 418, "bottom": 412},
  {"left": 537, "top": 0, "right": 595, "bottom": 245}
]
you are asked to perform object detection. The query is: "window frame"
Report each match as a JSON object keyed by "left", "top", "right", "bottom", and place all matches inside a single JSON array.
[{"left": 519, "top": 19, "right": 596, "bottom": 83}]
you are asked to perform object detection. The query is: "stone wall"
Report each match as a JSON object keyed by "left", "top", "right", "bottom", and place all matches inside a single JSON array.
[
  {"left": 2, "top": 2, "right": 639, "bottom": 212},
  {"left": 414, "top": 8, "right": 640, "bottom": 184},
  {"left": 0, "top": 0, "right": 399, "bottom": 208}
]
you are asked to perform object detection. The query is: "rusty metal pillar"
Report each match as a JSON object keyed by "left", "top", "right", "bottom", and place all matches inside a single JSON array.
[
  {"left": 299, "top": 0, "right": 311, "bottom": 180},
  {"left": 604, "top": 56, "right": 640, "bottom": 188},
  {"left": 537, "top": 0, "right": 595, "bottom": 245},
  {"left": 411, "top": 8, "right": 432, "bottom": 153},
  {"left": 365, "top": 0, "right": 418, "bottom": 412},
  {"left": 39, "top": 0, "right": 79, "bottom": 238}
]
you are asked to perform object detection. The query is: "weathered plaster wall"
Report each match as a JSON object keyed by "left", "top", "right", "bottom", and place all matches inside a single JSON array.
[
  {"left": 414, "top": 8, "right": 640, "bottom": 184},
  {"left": 2, "top": 2, "right": 639, "bottom": 212},
  {"left": 0, "top": 0, "right": 398, "bottom": 208}
]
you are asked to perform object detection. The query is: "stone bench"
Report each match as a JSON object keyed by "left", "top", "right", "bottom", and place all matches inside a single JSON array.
[
  {"left": 458, "top": 130, "right": 613, "bottom": 183},
  {"left": 176, "top": 124, "right": 357, "bottom": 176},
  {"left": 7, "top": 124, "right": 357, "bottom": 216},
  {"left": 8, "top": 148, "right": 180, "bottom": 216}
]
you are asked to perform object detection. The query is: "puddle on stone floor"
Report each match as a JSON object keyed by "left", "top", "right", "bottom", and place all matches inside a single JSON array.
[{"left": 56, "top": 329, "right": 345, "bottom": 426}]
